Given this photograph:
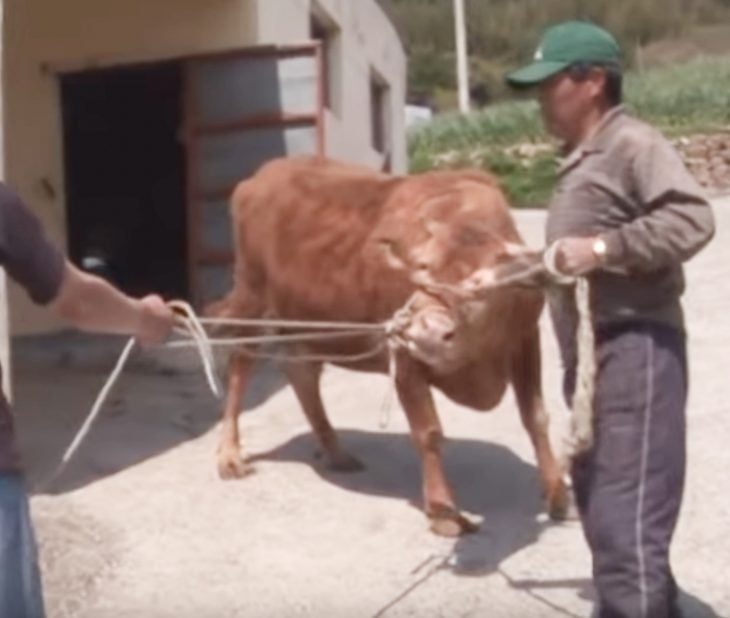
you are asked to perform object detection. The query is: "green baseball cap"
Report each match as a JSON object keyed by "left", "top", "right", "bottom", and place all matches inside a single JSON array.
[{"left": 506, "top": 21, "right": 621, "bottom": 87}]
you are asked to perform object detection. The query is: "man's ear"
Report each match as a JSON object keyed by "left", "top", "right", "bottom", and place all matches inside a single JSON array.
[{"left": 588, "top": 67, "right": 607, "bottom": 100}]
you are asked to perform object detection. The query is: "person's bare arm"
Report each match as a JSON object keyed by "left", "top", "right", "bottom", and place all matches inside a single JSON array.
[{"left": 49, "top": 262, "right": 174, "bottom": 345}]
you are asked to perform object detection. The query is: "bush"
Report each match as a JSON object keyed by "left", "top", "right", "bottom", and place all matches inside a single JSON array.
[{"left": 408, "top": 55, "right": 730, "bottom": 207}]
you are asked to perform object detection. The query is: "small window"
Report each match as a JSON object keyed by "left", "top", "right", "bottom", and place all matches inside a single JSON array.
[
  {"left": 370, "top": 70, "right": 390, "bottom": 156},
  {"left": 310, "top": 9, "right": 341, "bottom": 112}
]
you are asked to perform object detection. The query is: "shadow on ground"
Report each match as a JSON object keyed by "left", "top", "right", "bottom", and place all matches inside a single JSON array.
[
  {"left": 13, "top": 334, "right": 288, "bottom": 495},
  {"left": 469, "top": 549, "right": 723, "bottom": 618},
  {"left": 251, "top": 429, "right": 552, "bottom": 568},
  {"left": 254, "top": 430, "right": 726, "bottom": 618}
]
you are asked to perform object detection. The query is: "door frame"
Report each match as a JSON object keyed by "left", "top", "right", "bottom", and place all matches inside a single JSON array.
[
  {"left": 183, "top": 42, "right": 326, "bottom": 306},
  {"left": 54, "top": 42, "right": 326, "bottom": 308}
]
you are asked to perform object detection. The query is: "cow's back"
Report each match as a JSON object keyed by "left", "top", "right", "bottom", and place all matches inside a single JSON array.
[
  {"left": 226, "top": 157, "right": 525, "bottom": 323},
  {"left": 228, "top": 157, "right": 412, "bottom": 323}
]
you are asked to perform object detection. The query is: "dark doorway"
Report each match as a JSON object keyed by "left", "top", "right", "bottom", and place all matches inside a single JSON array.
[{"left": 61, "top": 62, "right": 188, "bottom": 299}]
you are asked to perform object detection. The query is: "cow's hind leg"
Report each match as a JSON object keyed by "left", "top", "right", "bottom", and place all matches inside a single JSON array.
[
  {"left": 510, "top": 329, "right": 569, "bottom": 520},
  {"left": 284, "top": 361, "right": 364, "bottom": 472},
  {"left": 207, "top": 289, "right": 264, "bottom": 480},
  {"left": 396, "top": 354, "right": 478, "bottom": 537},
  {"left": 218, "top": 351, "right": 256, "bottom": 479}
]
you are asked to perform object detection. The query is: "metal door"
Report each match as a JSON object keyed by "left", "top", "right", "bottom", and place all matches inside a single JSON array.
[{"left": 184, "top": 44, "right": 324, "bottom": 306}]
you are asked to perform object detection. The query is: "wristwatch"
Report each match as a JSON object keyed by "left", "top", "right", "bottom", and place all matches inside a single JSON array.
[{"left": 592, "top": 236, "right": 608, "bottom": 262}]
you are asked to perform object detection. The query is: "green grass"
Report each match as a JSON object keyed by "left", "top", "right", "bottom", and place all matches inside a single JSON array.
[
  {"left": 409, "top": 56, "right": 730, "bottom": 207},
  {"left": 409, "top": 100, "right": 545, "bottom": 169},
  {"left": 626, "top": 56, "right": 730, "bottom": 133}
]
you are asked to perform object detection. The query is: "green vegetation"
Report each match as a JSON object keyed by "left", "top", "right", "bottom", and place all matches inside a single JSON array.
[
  {"left": 408, "top": 56, "right": 730, "bottom": 207},
  {"left": 378, "top": 0, "right": 730, "bottom": 108},
  {"left": 627, "top": 56, "right": 730, "bottom": 132},
  {"left": 376, "top": 0, "right": 730, "bottom": 206}
]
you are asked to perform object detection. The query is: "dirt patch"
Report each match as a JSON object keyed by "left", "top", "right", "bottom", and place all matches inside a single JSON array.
[
  {"left": 32, "top": 497, "right": 122, "bottom": 618},
  {"left": 675, "top": 131, "right": 730, "bottom": 195}
]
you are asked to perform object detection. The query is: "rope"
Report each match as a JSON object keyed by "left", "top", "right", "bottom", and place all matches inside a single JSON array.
[
  {"left": 406, "top": 242, "right": 597, "bottom": 458},
  {"left": 165, "top": 329, "right": 381, "bottom": 348},
  {"left": 36, "top": 337, "right": 137, "bottom": 492},
  {"left": 37, "top": 302, "right": 401, "bottom": 491},
  {"left": 379, "top": 342, "right": 399, "bottom": 429},
  {"left": 228, "top": 340, "right": 388, "bottom": 365},
  {"left": 568, "top": 277, "right": 596, "bottom": 455},
  {"left": 38, "top": 248, "right": 596, "bottom": 491},
  {"left": 197, "top": 316, "right": 386, "bottom": 332},
  {"left": 168, "top": 301, "right": 222, "bottom": 398},
  {"left": 171, "top": 304, "right": 400, "bottom": 376},
  {"left": 169, "top": 303, "right": 395, "bottom": 365},
  {"left": 542, "top": 242, "right": 597, "bottom": 458}
]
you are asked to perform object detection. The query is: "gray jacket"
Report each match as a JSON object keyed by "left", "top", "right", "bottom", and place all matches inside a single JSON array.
[{"left": 546, "top": 106, "right": 715, "bottom": 368}]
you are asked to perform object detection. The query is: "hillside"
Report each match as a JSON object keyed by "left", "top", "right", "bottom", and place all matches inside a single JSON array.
[
  {"left": 378, "top": 0, "right": 730, "bottom": 108},
  {"left": 408, "top": 55, "right": 730, "bottom": 207}
]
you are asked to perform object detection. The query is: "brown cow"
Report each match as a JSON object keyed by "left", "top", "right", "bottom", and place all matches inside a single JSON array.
[{"left": 207, "top": 156, "right": 568, "bottom": 536}]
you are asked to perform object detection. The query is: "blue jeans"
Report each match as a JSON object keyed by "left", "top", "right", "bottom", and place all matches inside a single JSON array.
[{"left": 0, "top": 473, "right": 45, "bottom": 618}]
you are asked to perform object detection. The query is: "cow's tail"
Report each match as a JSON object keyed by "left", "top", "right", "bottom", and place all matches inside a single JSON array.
[{"left": 203, "top": 181, "right": 263, "bottom": 332}]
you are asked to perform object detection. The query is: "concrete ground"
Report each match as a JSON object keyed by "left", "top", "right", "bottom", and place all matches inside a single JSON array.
[{"left": 12, "top": 199, "right": 730, "bottom": 618}]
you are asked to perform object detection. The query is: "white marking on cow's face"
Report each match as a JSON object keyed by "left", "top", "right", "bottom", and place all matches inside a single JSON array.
[
  {"left": 403, "top": 305, "right": 460, "bottom": 373},
  {"left": 461, "top": 268, "right": 497, "bottom": 297},
  {"left": 402, "top": 296, "right": 492, "bottom": 373},
  {"left": 410, "top": 269, "right": 433, "bottom": 288},
  {"left": 454, "top": 244, "right": 547, "bottom": 296}
]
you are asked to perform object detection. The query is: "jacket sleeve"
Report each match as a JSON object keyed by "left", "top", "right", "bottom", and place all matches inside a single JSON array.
[{"left": 601, "top": 137, "right": 715, "bottom": 274}]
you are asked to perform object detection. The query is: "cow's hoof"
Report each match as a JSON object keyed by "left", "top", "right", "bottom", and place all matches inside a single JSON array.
[
  {"left": 428, "top": 506, "right": 480, "bottom": 537},
  {"left": 217, "top": 451, "right": 255, "bottom": 480},
  {"left": 548, "top": 485, "right": 578, "bottom": 521},
  {"left": 326, "top": 450, "right": 365, "bottom": 473}
]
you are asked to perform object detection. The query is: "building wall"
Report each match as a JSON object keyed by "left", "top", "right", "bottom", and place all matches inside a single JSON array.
[
  {"left": 5, "top": 0, "right": 259, "bottom": 334},
  {"left": 257, "top": 0, "right": 407, "bottom": 174},
  {"left": 5, "top": 0, "right": 405, "bottom": 335}
]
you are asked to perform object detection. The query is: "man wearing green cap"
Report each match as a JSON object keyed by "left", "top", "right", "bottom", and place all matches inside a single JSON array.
[{"left": 506, "top": 21, "right": 714, "bottom": 618}]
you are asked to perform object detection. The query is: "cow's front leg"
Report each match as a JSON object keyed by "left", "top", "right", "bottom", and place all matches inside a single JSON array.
[
  {"left": 395, "top": 353, "right": 479, "bottom": 537},
  {"left": 217, "top": 351, "right": 256, "bottom": 479},
  {"left": 510, "top": 330, "right": 570, "bottom": 520}
]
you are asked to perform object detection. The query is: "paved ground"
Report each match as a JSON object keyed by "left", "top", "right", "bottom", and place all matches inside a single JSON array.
[{"left": 13, "top": 199, "right": 730, "bottom": 618}]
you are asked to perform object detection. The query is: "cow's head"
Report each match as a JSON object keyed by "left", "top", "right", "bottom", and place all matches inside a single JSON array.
[{"left": 378, "top": 178, "right": 545, "bottom": 373}]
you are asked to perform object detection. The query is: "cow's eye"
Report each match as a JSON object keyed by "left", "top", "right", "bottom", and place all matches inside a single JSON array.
[{"left": 458, "top": 225, "right": 488, "bottom": 246}]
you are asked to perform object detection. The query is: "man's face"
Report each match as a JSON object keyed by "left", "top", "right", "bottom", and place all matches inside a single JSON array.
[{"left": 538, "top": 69, "right": 604, "bottom": 146}]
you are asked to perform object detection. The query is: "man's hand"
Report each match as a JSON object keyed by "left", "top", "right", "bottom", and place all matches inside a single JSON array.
[
  {"left": 554, "top": 237, "right": 603, "bottom": 277},
  {"left": 135, "top": 295, "right": 175, "bottom": 346}
]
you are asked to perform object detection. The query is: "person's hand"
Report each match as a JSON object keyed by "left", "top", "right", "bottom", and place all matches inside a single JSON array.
[
  {"left": 135, "top": 295, "right": 175, "bottom": 346},
  {"left": 554, "top": 237, "right": 603, "bottom": 276}
]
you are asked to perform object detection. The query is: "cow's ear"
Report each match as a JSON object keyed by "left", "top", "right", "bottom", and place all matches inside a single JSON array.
[
  {"left": 502, "top": 242, "right": 536, "bottom": 258},
  {"left": 378, "top": 239, "right": 409, "bottom": 271}
]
